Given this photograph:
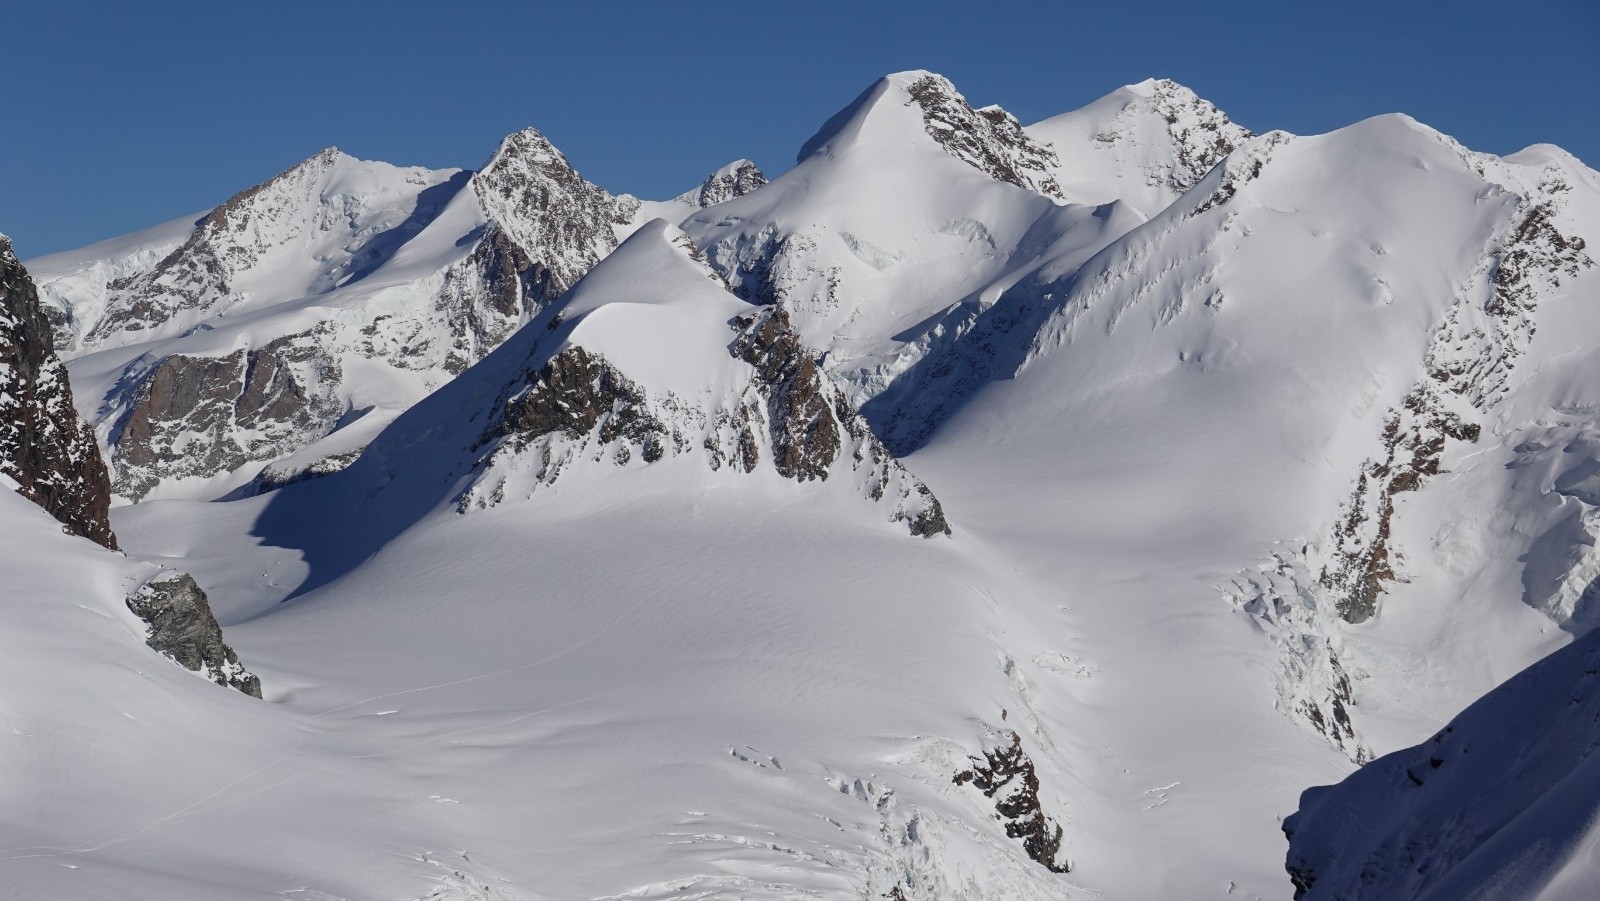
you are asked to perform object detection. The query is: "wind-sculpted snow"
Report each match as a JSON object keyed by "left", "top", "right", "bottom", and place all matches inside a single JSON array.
[{"left": 0, "top": 235, "right": 116, "bottom": 546}]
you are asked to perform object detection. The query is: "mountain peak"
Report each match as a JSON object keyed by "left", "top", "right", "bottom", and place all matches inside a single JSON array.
[{"left": 797, "top": 70, "right": 1063, "bottom": 199}]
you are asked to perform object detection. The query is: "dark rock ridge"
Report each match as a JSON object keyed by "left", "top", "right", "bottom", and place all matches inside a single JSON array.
[
  {"left": 435, "top": 222, "right": 555, "bottom": 375},
  {"left": 953, "top": 730, "right": 1070, "bottom": 873},
  {"left": 111, "top": 328, "right": 343, "bottom": 501},
  {"left": 126, "top": 572, "right": 261, "bottom": 697},
  {"left": 0, "top": 236, "right": 117, "bottom": 547},
  {"left": 904, "top": 75, "right": 1065, "bottom": 200},
  {"left": 1321, "top": 185, "right": 1592, "bottom": 622}
]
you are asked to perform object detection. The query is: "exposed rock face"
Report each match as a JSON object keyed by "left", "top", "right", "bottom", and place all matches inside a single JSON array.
[
  {"left": 489, "top": 345, "right": 670, "bottom": 467},
  {"left": 953, "top": 731, "right": 1070, "bottom": 873},
  {"left": 683, "top": 160, "right": 767, "bottom": 208},
  {"left": 0, "top": 236, "right": 117, "bottom": 547},
  {"left": 1115, "top": 78, "right": 1253, "bottom": 196},
  {"left": 731, "top": 307, "right": 950, "bottom": 537},
  {"left": 471, "top": 128, "right": 628, "bottom": 300},
  {"left": 125, "top": 572, "right": 261, "bottom": 697},
  {"left": 434, "top": 223, "right": 553, "bottom": 375},
  {"left": 1321, "top": 185, "right": 1591, "bottom": 623},
  {"left": 111, "top": 329, "right": 343, "bottom": 501},
  {"left": 904, "top": 75, "right": 1065, "bottom": 200},
  {"left": 729, "top": 307, "right": 841, "bottom": 481}
]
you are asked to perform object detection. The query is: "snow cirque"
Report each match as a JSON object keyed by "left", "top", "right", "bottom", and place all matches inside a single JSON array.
[{"left": 6, "top": 67, "right": 1600, "bottom": 899}]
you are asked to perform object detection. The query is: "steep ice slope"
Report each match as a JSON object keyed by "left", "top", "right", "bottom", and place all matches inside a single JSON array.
[
  {"left": 1025, "top": 78, "right": 1253, "bottom": 217},
  {"left": 1284, "top": 625, "right": 1600, "bottom": 900},
  {"left": 681, "top": 70, "right": 1145, "bottom": 408}
]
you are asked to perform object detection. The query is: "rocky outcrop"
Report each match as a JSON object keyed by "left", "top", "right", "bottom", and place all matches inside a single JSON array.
[
  {"left": 731, "top": 307, "right": 950, "bottom": 537},
  {"left": 111, "top": 329, "right": 343, "bottom": 501},
  {"left": 904, "top": 75, "right": 1064, "bottom": 200},
  {"left": 1321, "top": 186, "right": 1591, "bottom": 623},
  {"left": 953, "top": 731, "right": 1070, "bottom": 873},
  {"left": 247, "top": 447, "right": 364, "bottom": 495},
  {"left": 125, "top": 572, "right": 261, "bottom": 697},
  {"left": 0, "top": 236, "right": 117, "bottom": 547},
  {"left": 487, "top": 345, "right": 670, "bottom": 466},
  {"left": 682, "top": 160, "right": 767, "bottom": 208},
  {"left": 434, "top": 223, "right": 553, "bottom": 375}
]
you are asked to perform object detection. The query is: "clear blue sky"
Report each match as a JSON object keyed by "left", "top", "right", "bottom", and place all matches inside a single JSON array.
[{"left": 3, "top": 0, "right": 1596, "bottom": 257}]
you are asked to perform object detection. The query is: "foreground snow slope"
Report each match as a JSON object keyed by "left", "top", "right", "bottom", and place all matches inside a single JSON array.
[{"left": 1284, "top": 625, "right": 1600, "bottom": 900}]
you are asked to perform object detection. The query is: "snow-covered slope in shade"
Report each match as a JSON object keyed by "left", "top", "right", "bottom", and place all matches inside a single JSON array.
[
  {"left": 1283, "top": 624, "right": 1600, "bottom": 900},
  {"left": 1025, "top": 77, "right": 1253, "bottom": 217},
  {"left": 681, "top": 70, "right": 1143, "bottom": 412}
]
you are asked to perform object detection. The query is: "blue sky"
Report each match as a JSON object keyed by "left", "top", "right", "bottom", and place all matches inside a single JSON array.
[{"left": 3, "top": 0, "right": 1596, "bottom": 257}]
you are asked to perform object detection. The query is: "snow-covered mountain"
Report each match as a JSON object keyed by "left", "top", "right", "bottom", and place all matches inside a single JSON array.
[
  {"left": 29, "top": 135, "right": 766, "bottom": 503},
  {"left": 7, "top": 69, "right": 1600, "bottom": 899}
]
